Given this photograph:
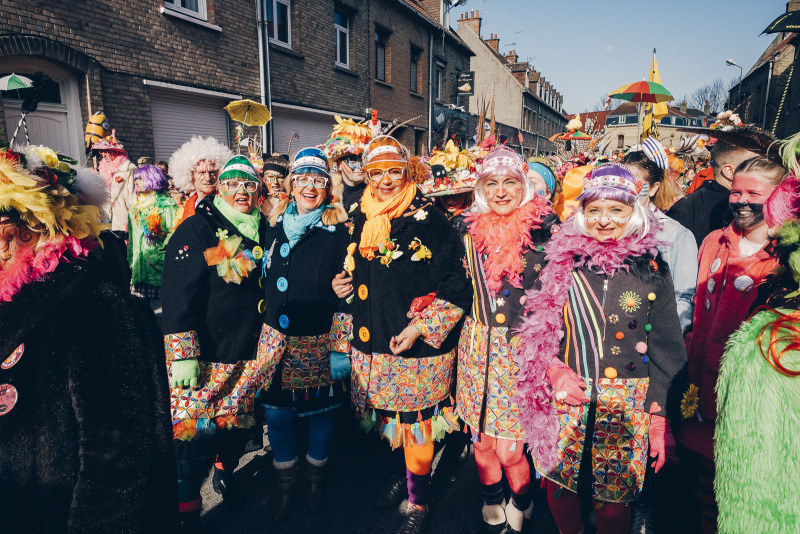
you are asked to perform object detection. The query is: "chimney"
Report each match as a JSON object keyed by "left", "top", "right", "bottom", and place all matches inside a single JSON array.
[
  {"left": 457, "top": 9, "right": 482, "bottom": 37},
  {"left": 484, "top": 32, "right": 499, "bottom": 52},
  {"left": 505, "top": 49, "right": 518, "bottom": 63},
  {"left": 788, "top": 0, "right": 800, "bottom": 12},
  {"left": 680, "top": 100, "right": 688, "bottom": 113}
]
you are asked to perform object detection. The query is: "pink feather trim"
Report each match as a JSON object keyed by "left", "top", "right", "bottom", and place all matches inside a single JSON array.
[
  {"left": 465, "top": 196, "right": 551, "bottom": 295},
  {"left": 0, "top": 236, "right": 92, "bottom": 302},
  {"left": 513, "top": 215, "right": 662, "bottom": 472}
]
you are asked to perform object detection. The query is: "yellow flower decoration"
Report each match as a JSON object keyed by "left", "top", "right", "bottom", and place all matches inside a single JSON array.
[
  {"left": 681, "top": 383, "right": 699, "bottom": 419},
  {"left": 619, "top": 291, "right": 641, "bottom": 313},
  {"left": 28, "top": 146, "right": 60, "bottom": 168}
]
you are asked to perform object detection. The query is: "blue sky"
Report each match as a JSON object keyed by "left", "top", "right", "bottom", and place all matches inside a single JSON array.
[{"left": 449, "top": 0, "right": 788, "bottom": 113}]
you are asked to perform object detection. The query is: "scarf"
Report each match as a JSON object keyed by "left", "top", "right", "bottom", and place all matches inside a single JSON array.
[
  {"left": 513, "top": 216, "right": 662, "bottom": 472},
  {"left": 213, "top": 195, "right": 261, "bottom": 242},
  {"left": 465, "top": 197, "right": 550, "bottom": 295},
  {"left": 283, "top": 201, "right": 325, "bottom": 248},
  {"left": 358, "top": 181, "right": 417, "bottom": 260}
]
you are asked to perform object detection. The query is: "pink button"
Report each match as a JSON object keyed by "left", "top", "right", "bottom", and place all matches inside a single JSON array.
[{"left": 0, "top": 383, "right": 18, "bottom": 416}]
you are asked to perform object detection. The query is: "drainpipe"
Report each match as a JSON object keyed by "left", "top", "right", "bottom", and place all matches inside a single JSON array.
[
  {"left": 257, "top": 0, "right": 273, "bottom": 153},
  {"left": 762, "top": 58, "right": 774, "bottom": 131},
  {"left": 427, "top": 29, "right": 434, "bottom": 153}
]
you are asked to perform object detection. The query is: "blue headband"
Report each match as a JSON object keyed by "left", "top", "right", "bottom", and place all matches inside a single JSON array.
[{"left": 528, "top": 162, "right": 556, "bottom": 192}]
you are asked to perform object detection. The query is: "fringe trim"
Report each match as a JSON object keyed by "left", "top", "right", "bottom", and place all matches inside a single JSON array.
[
  {"left": 359, "top": 406, "right": 460, "bottom": 449},
  {"left": 172, "top": 414, "right": 255, "bottom": 441}
]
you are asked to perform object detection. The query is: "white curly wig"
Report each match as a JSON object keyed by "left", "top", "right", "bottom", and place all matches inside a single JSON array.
[{"left": 168, "top": 136, "right": 233, "bottom": 194}]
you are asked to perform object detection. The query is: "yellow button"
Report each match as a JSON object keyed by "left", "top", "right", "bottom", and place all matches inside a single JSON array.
[
  {"left": 604, "top": 367, "right": 618, "bottom": 379},
  {"left": 252, "top": 246, "right": 263, "bottom": 260},
  {"left": 495, "top": 313, "right": 506, "bottom": 324},
  {"left": 648, "top": 292, "right": 657, "bottom": 301},
  {"left": 258, "top": 299, "right": 266, "bottom": 314},
  {"left": 359, "top": 327, "right": 370, "bottom": 342},
  {"left": 358, "top": 284, "right": 369, "bottom": 300}
]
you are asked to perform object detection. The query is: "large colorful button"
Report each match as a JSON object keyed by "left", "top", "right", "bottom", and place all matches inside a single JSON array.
[
  {"left": 707, "top": 278, "right": 716, "bottom": 294},
  {"left": 644, "top": 323, "right": 652, "bottom": 332},
  {"left": 358, "top": 285, "right": 369, "bottom": 300},
  {"left": 252, "top": 246, "right": 264, "bottom": 260},
  {"left": 2, "top": 344, "right": 24, "bottom": 370},
  {"left": 734, "top": 275, "right": 754, "bottom": 293},
  {"left": 604, "top": 367, "right": 618, "bottom": 379},
  {"left": 0, "top": 383, "right": 18, "bottom": 416},
  {"left": 711, "top": 258, "right": 721, "bottom": 273},
  {"left": 258, "top": 299, "right": 266, "bottom": 314},
  {"left": 495, "top": 313, "right": 506, "bottom": 324},
  {"left": 615, "top": 331, "right": 625, "bottom": 340},
  {"left": 280, "top": 243, "right": 290, "bottom": 257},
  {"left": 359, "top": 327, "right": 370, "bottom": 342},
  {"left": 636, "top": 342, "right": 648, "bottom": 354},
  {"left": 647, "top": 292, "right": 656, "bottom": 302},
  {"left": 279, "top": 314, "right": 290, "bottom": 329},
  {"left": 277, "top": 277, "right": 288, "bottom": 292},
  {"left": 502, "top": 289, "right": 510, "bottom": 297}
]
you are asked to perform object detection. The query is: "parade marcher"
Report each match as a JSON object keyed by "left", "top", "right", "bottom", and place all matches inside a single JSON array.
[
  {"left": 419, "top": 139, "right": 478, "bottom": 235},
  {"left": 679, "top": 155, "right": 786, "bottom": 534},
  {"left": 332, "top": 136, "right": 472, "bottom": 534},
  {"left": 255, "top": 147, "right": 351, "bottom": 522},
  {"left": 93, "top": 131, "right": 137, "bottom": 235},
  {"left": 623, "top": 149, "right": 698, "bottom": 332},
  {"left": 456, "top": 147, "right": 553, "bottom": 534},
  {"left": 715, "top": 168, "right": 800, "bottom": 534},
  {"left": 322, "top": 116, "right": 374, "bottom": 213},
  {"left": 259, "top": 152, "right": 290, "bottom": 215},
  {"left": 515, "top": 163, "right": 686, "bottom": 534},
  {"left": 161, "top": 155, "right": 271, "bottom": 528},
  {"left": 168, "top": 135, "right": 233, "bottom": 227},
  {"left": 0, "top": 147, "right": 177, "bottom": 532},
  {"left": 127, "top": 164, "right": 178, "bottom": 309},
  {"left": 527, "top": 156, "right": 557, "bottom": 201}
]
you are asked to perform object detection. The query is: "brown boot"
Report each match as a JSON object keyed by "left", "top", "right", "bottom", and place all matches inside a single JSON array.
[
  {"left": 306, "top": 454, "right": 328, "bottom": 513},
  {"left": 272, "top": 459, "right": 297, "bottom": 524}
]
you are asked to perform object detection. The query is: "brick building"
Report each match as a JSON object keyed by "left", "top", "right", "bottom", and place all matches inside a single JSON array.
[{"left": 0, "top": 0, "right": 263, "bottom": 163}]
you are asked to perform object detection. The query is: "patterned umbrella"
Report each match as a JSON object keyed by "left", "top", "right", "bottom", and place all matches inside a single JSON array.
[
  {"left": 609, "top": 81, "right": 673, "bottom": 104},
  {"left": 0, "top": 73, "right": 32, "bottom": 91}
]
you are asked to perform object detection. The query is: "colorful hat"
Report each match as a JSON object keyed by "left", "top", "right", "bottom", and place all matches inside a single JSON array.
[
  {"left": 419, "top": 140, "right": 477, "bottom": 196},
  {"left": 91, "top": 130, "right": 125, "bottom": 152},
  {"left": 219, "top": 155, "right": 259, "bottom": 182},
  {"left": 322, "top": 115, "right": 374, "bottom": 161},
  {"left": 477, "top": 146, "right": 527, "bottom": 183},
  {"left": 362, "top": 136, "right": 408, "bottom": 172},
  {"left": 527, "top": 157, "right": 556, "bottom": 193},
  {"left": 577, "top": 163, "right": 639, "bottom": 203},
  {"left": 291, "top": 147, "right": 330, "bottom": 176}
]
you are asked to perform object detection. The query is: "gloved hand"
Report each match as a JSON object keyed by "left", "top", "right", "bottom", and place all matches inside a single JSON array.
[
  {"left": 329, "top": 351, "right": 351, "bottom": 381},
  {"left": 170, "top": 358, "right": 200, "bottom": 389},
  {"left": 407, "top": 292, "right": 437, "bottom": 318},
  {"left": 547, "top": 361, "right": 590, "bottom": 406},
  {"left": 648, "top": 413, "right": 673, "bottom": 473}
]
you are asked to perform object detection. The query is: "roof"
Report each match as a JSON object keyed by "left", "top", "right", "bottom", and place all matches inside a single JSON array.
[
  {"left": 566, "top": 110, "right": 613, "bottom": 130},
  {"left": 744, "top": 32, "right": 796, "bottom": 78}
]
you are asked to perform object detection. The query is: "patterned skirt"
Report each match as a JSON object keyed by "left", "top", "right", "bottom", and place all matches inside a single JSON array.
[{"left": 534, "top": 377, "right": 651, "bottom": 503}]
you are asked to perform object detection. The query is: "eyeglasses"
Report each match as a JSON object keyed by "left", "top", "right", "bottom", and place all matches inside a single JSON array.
[
  {"left": 264, "top": 172, "right": 283, "bottom": 184},
  {"left": 367, "top": 167, "right": 405, "bottom": 182},
  {"left": 219, "top": 180, "right": 259, "bottom": 194},
  {"left": 293, "top": 174, "right": 329, "bottom": 189}
]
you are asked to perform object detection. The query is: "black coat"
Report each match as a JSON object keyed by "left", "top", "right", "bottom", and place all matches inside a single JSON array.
[
  {"left": 162, "top": 197, "right": 266, "bottom": 364},
  {"left": 347, "top": 193, "right": 473, "bottom": 357},
  {"left": 0, "top": 261, "right": 177, "bottom": 533},
  {"left": 667, "top": 179, "right": 733, "bottom": 246}
]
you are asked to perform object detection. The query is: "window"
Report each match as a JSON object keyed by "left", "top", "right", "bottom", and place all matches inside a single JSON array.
[
  {"left": 673, "top": 117, "right": 686, "bottom": 126},
  {"left": 617, "top": 134, "right": 625, "bottom": 149},
  {"left": 164, "top": 0, "right": 207, "bottom": 20},
  {"left": 375, "top": 28, "right": 389, "bottom": 82},
  {"left": 410, "top": 46, "right": 422, "bottom": 93},
  {"left": 334, "top": 9, "right": 349, "bottom": 67},
  {"left": 625, "top": 114, "right": 639, "bottom": 124},
  {"left": 0, "top": 73, "right": 60, "bottom": 104},
  {"left": 605, "top": 116, "right": 620, "bottom": 126},
  {"left": 267, "top": 0, "right": 291, "bottom": 47},
  {"left": 435, "top": 65, "right": 444, "bottom": 101}
]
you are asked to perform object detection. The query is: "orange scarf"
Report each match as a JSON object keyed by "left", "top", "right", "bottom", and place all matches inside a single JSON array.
[{"left": 359, "top": 181, "right": 417, "bottom": 260}]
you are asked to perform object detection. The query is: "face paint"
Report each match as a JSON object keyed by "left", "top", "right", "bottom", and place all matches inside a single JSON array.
[{"left": 730, "top": 202, "right": 765, "bottom": 229}]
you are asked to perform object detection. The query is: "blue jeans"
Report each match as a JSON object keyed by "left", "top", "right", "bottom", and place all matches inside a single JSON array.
[{"left": 264, "top": 407, "right": 335, "bottom": 463}]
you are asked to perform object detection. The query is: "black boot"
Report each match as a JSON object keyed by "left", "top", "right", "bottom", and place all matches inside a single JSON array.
[
  {"left": 306, "top": 456, "right": 327, "bottom": 513},
  {"left": 374, "top": 472, "right": 408, "bottom": 509},
  {"left": 179, "top": 510, "right": 201, "bottom": 534},
  {"left": 212, "top": 466, "right": 242, "bottom": 508},
  {"left": 395, "top": 502, "right": 429, "bottom": 534},
  {"left": 272, "top": 462, "right": 297, "bottom": 523}
]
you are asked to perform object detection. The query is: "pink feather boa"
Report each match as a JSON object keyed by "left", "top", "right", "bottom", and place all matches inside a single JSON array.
[
  {"left": 513, "top": 215, "right": 662, "bottom": 471},
  {"left": 465, "top": 196, "right": 551, "bottom": 295},
  {"left": 0, "top": 236, "right": 93, "bottom": 302}
]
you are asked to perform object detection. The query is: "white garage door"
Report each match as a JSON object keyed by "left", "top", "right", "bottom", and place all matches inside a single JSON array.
[
  {"left": 149, "top": 87, "right": 230, "bottom": 161},
  {"left": 271, "top": 105, "right": 342, "bottom": 158}
]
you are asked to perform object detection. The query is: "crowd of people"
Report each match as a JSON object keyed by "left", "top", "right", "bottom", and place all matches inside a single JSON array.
[{"left": 1, "top": 110, "right": 799, "bottom": 534}]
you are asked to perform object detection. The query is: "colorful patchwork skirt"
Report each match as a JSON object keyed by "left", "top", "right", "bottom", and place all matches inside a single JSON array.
[
  {"left": 351, "top": 347, "right": 460, "bottom": 448},
  {"left": 533, "top": 377, "right": 651, "bottom": 503}
]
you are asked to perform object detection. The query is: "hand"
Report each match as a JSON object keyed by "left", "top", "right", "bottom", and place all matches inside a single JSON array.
[
  {"left": 329, "top": 351, "right": 351, "bottom": 381},
  {"left": 648, "top": 414, "right": 672, "bottom": 473},
  {"left": 407, "top": 292, "right": 437, "bottom": 318},
  {"left": 389, "top": 324, "right": 422, "bottom": 355},
  {"left": 332, "top": 271, "right": 353, "bottom": 299},
  {"left": 170, "top": 358, "right": 200, "bottom": 389},
  {"left": 547, "top": 362, "right": 590, "bottom": 406}
]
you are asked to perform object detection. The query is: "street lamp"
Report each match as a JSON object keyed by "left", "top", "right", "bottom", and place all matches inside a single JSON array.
[{"left": 726, "top": 58, "right": 743, "bottom": 110}]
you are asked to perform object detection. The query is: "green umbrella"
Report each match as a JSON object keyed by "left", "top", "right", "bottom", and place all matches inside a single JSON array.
[
  {"left": 0, "top": 73, "right": 32, "bottom": 91},
  {"left": 609, "top": 80, "right": 673, "bottom": 104}
]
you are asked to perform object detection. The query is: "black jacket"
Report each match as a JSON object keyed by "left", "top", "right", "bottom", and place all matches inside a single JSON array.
[
  {"left": 0, "top": 261, "right": 177, "bottom": 533},
  {"left": 162, "top": 197, "right": 266, "bottom": 364},
  {"left": 667, "top": 179, "right": 733, "bottom": 246},
  {"left": 347, "top": 194, "right": 473, "bottom": 357}
]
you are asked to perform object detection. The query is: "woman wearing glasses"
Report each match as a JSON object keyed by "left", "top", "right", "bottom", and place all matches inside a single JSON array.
[
  {"left": 259, "top": 152, "right": 290, "bottom": 215},
  {"left": 161, "top": 155, "right": 269, "bottom": 528},
  {"left": 332, "top": 136, "right": 472, "bottom": 534},
  {"left": 255, "top": 147, "right": 350, "bottom": 522}
]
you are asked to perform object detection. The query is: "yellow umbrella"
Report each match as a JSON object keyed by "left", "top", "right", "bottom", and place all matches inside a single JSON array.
[{"left": 224, "top": 99, "right": 272, "bottom": 126}]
